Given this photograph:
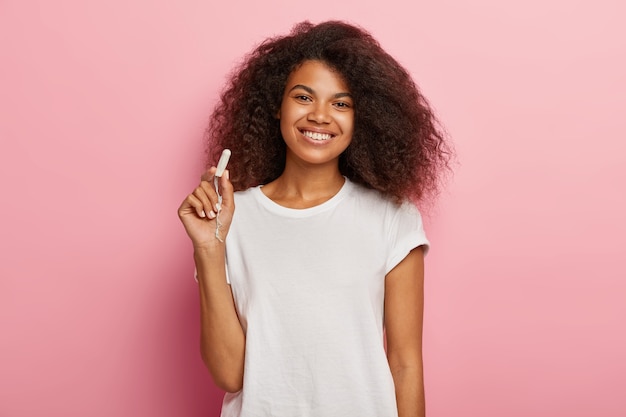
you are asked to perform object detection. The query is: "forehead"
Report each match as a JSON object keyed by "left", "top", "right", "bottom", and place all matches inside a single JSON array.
[{"left": 285, "top": 60, "right": 350, "bottom": 92}]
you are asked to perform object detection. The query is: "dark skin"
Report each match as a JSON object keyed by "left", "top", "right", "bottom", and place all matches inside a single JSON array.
[{"left": 178, "top": 61, "right": 426, "bottom": 416}]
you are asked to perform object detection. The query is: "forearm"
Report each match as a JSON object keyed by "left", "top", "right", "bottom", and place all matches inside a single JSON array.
[
  {"left": 385, "top": 248, "right": 426, "bottom": 417},
  {"left": 391, "top": 364, "right": 425, "bottom": 417},
  {"left": 195, "top": 247, "right": 245, "bottom": 392}
]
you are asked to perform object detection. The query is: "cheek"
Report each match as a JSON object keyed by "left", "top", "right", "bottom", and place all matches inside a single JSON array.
[
  {"left": 279, "top": 103, "right": 304, "bottom": 123},
  {"left": 339, "top": 114, "right": 355, "bottom": 135},
  {"left": 279, "top": 108, "right": 297, "bottom": 139}
]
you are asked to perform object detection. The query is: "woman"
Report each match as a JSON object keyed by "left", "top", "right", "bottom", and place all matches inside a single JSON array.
[{"left": 178, "top": 21, "right": 451, "bottom": 417}]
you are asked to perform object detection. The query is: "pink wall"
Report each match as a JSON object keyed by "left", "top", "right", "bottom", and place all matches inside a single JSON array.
[{"left": 1, "top": 1, "right": 624, "bottom": 416}]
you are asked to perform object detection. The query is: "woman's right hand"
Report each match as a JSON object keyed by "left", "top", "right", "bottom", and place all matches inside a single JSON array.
[{"left": 178, "top": 168, "right": 235, "bottom": 250}]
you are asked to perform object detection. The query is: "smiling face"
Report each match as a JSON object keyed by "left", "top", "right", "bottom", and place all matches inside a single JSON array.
[{"left": 278, "top": 60, "right": 354, "bottom": 170}]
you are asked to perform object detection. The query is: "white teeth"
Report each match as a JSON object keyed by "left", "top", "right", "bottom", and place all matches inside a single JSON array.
[{"left": 302, "top": 130, "right": 332, "bottom": 141}]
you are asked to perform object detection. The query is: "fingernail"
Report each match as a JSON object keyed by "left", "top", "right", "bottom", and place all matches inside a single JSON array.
[
  {"left": 215, "top": 202, "right": 221, "bottom": 212},
  {"left": 207, "top": 210, "right": 216, "bottom": 219},
  {"left": 200, "top": 210, "right": 206, "bottom": 218}
]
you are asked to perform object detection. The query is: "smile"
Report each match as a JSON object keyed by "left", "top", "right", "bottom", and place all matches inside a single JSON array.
[{"left": 300, "top": 129, "right": 334, "bottom": 141}]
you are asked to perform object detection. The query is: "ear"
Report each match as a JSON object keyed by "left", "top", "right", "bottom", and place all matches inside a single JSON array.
[{"left": 275, "top": 109, "right": 281, "bottom": 119}]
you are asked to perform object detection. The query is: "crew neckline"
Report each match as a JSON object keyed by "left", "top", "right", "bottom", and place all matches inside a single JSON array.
[{"left": 253, "top": 178, "right": 353, "bottom": 218}]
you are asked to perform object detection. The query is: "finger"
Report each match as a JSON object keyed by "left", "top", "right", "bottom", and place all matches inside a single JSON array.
[
  {"left": 198, "top": 179, "right": 220, "bottom": 213},
  {"left": 193, "top": 185, "right": 217, "bottom": 218},
  {"left": 182, "top": 193, "right": 207, "bottom": 218},
  {"left": 200, "top": 166, "right": 217, "bottom": 183}
]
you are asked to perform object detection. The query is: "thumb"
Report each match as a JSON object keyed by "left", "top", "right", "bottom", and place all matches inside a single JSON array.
[{"left": 219, "top": 170, "right": 235, "bottom": 209}]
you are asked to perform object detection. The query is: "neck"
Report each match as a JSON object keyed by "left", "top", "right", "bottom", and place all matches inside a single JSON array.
[{"left": 262, "top": 160, "right": 345, "bottom": 209}]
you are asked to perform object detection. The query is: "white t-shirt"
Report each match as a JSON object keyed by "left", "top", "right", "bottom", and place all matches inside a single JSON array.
[{"left": 221, "top": 179, "right": 429, "bottom": 417}]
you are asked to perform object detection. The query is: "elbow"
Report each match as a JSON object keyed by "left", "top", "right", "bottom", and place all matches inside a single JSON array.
[
  {"left": 215, "top": 376, "right": 243, "bottom": 393},
  {"left": 201, "top": 351, "right": 243, "bottom": 393},
  {"left": 210, "top": 364, "right": 243, "bottom": 393}
]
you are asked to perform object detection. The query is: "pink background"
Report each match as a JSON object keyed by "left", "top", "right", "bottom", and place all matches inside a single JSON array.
[{"left": 1, "top": 0, "right": 624, "bottom": 416}]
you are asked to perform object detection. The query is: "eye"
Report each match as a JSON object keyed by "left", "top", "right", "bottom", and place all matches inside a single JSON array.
[
  {"left": 333, "top": 101, "right": 352, "bottom": 110},
  {"left": 294, "top": 94, "right": 312, "bottom": 102}
]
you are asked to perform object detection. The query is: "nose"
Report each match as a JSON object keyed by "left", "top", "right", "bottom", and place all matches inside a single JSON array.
[{"left": 307, "top": 103, "right": 331, "bottom": 124}]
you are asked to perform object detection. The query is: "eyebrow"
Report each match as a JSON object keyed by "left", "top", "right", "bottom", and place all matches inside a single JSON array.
[{"left": 289, "top": 84, "right": 352, "bottom": 99}]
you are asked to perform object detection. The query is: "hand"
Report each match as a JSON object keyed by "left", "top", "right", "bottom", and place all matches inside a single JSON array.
[{"left": 178, "top": 168, "right": 235, "bottom": 250}]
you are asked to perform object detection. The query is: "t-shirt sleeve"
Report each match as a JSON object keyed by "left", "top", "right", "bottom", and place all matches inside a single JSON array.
[{"left": 385, "top": 201, "right": 429, "bottom": 274}]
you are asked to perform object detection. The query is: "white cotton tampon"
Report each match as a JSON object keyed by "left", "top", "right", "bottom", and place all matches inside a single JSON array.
[
  {"left": 213, "top": 149, "right": 231, "bottom": 243},
  {"left": 215, "top": 149, "right": 231, "bottom": 177}
]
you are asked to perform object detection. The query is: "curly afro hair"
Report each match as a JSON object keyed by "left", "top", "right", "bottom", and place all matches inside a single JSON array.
[{"left": 205, "top": 20, "right": 452, "bottom": 204}]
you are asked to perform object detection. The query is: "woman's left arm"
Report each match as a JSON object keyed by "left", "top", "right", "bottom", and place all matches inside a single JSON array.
[{"left": 385, "top": 246, "right": 426, "bottom": 417}]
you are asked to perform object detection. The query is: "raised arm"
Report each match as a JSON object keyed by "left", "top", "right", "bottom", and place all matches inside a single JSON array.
[
  {"left": 384, "top": 246, "right": 426, "bottom": 417},
  {"left": 178, "top": 169, "right": 245, "bottom": 392}
]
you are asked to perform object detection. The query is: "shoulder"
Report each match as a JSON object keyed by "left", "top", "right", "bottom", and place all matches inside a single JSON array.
[
  {"left": 346, "top": 180, "right": 388, "bottom": 206},
  {"left": 233, "top": 186, "right": 260, "bottom": 203},
  {"left": 346, "top": 180, "right": 421, "bottom": 220}
]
